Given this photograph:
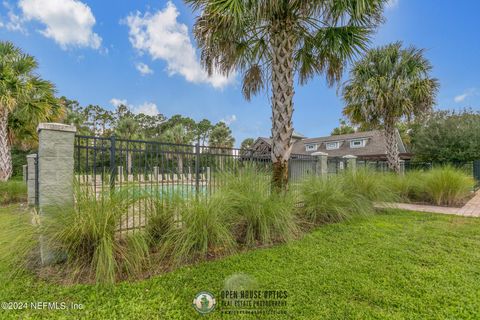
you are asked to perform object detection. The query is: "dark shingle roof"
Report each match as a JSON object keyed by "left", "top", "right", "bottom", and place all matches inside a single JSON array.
[{"left": 254, "top": 130, "right": 409, "bottom": 158}]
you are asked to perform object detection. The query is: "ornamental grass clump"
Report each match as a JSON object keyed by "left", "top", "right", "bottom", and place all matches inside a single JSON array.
[
  {"left": 160, "top": 193, "right": 235, "bottom": 264},
  {"left": 299, "top": 176, "right": 372, "bottom": 224},
  {"left": 42, "top": 185, "right": 150, "bottom": 284},
  {"left": 341, "top": 168, "right": 398, "bottom": 203},
  {"left": 0, "top": 179, "right": 27, "bottom": 204},
  {"left": 422, "top": 166, "right": 474, "bottom": 206},
  {"left": 219, "top": 167, "right": 299, "bottom": 246}
]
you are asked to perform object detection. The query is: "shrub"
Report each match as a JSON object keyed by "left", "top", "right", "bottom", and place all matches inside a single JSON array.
[
  {"left": 382, "top": 171, "right": 424, "bottom": 202},
  {"left": 219, "top": 168, "right": 299, "bottom": 246},
  {"left": 299, "top": 176, "right": 372, "bottom": 224},
  {"left": 422, "top": 166, "right": 474, "bottom": 206},
  {"left": 341, "top": 169, "right": 398, "bottom": 203},
  {"left": 0, "top": 179, "right": 27, "bottom": 205},
  {"left": 146, "top": 193, "right": 184, "bottom": 247},
  {"left": 42, "top": 185, "right": 150, "bottom": 284},
  {"left": 161, "top": 194, "right": 235, "bottom": 263}
]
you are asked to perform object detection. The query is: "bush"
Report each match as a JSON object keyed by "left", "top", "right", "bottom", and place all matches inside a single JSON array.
[
  {"left": 342, "top": 169, "right": 398, "bottom": 203},
  {"left": 161, "top": 194, "right": 235, "bottom": 263},
  {"left": 0, "top": 179, "right": 27, "bottom": 205},
  {"left": 42, "top": 186, "right": 150, "bottom": 284},
  {"left": 299, "top": 176, "right": 372, "bottom": 224},
  {"left": 219, "top": 168, "right": 299, "bottom": 246},
  {"left": 383, "top": 166, "right": 474, "bottom": 206},
  {"left": 422, "top": 166, "right": 474, "bottom": 206}
]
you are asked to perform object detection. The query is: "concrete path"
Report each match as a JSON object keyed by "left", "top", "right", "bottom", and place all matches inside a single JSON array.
[{"left": 377, "top": 191, "right": 480, "bottom": 217}]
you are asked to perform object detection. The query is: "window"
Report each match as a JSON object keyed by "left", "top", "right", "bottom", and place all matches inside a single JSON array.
[
  {"left": 325, "top": 142, "right": 340, "bottom": 150},
  {"left": 305, "top": 144, "right": 318, "bottom": 152},
  {"left": 350, "top": 139, "right": 366, "bottom": 148}
]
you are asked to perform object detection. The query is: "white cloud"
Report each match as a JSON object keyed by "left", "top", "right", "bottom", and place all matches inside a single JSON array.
[
  {"left": 386, "top": 0, "right": 399, "bottom": 9},
  {"left": 110, "top": 99, "right": 160, "bottom": 116},
  {"left": 135, "top": 62, "right": 154, "bottom": 76},
  {"left": 124, "top": 1, "right": 234, "bottom": 89},
  {"left": 18, "top": 0, "right": 102, "bottom": 49},
  {"left": 221, "top": 115, "right": 237, "bottom": 126},
  {"left": 454, "top": 93, "right": 468, "bottom": 103},
  {"left": 1, "top": 1, "right": 27, "bottom": 32},
  {"left": 110, "top": 98, "right": 128, "bottom": 107},
  {"left": 132, "top": 102, "right": 159, "bottom": 116},
  {"left": 454, "top": 88, "right": 477, "bottom": 103}
]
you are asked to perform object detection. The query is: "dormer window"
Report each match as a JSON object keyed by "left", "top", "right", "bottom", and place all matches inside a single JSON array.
[
  {"left": 305, "top": 144, "right": 318, "bottom": 152},
  {"left": 325, "top": 141, "right": 340, "bottom": 150},
  {"left": 350, "top": 139, "right": 366, "bottom": 148}
]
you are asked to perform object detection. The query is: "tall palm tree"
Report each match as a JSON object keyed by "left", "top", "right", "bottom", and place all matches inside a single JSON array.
[
  {"left": 0, "top": 41, "right": 60, "bottom": 180},
  {"left": 342, "top": 42, "right": 439, "bottom": 172},
  {"left": 186, "top": 0, "right": 386, "bottom": 190}
]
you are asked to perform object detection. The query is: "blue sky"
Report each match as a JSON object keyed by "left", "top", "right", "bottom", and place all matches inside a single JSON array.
[{"left": 1, "top": 0, "right": 479, "bottom": 146}]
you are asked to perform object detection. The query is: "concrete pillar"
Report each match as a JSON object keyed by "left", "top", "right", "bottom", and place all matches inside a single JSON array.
[
  {"left": 37, "top": 123, "right": 76, "bottom": 265},
  {"left": 26, "top": 154, "right": 37, "bottom": 206},
  {"left": 153, "top": 166, "right": 159, "bottom": 181},
  {"left": 312, "top": 152, "right": 328, "bottom": 177},
  {"left": 343, "top": 155, "right": 357, "bottom": 172},
  {"left": 399, "top": 159, "right": 405, "bottom": 175}
]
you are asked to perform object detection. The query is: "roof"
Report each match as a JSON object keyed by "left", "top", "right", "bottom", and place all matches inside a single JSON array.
[{"left": 253, "top": 130, "right": 409, "bottom": 158}]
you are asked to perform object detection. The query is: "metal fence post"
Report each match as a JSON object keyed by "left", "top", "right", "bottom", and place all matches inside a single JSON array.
[
  {"left": 195, "top": 142, "right": 200, "bottom": 197},
  {"left": 110, "top": 135, "right": 116, "bottom": 192}
]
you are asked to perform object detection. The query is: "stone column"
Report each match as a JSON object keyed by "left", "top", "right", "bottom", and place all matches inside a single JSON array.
[
  {"left": 343, "top": 155, "right": 357, "bottom": 172},
  {"left": 26, "top": 154, "right": 37, "bottom": 206},
  {"left": 399, "top": 159, "right": 405, "bottom": 175},
  {"left": 37, "top": 123, "right": 76, "bottom": 265},
  {"left": 312, "top": 152, "right": 328, "bottom": 177}
]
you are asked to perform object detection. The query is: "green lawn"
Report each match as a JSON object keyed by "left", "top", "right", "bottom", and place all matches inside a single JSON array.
[{"left": 1, "top": 205, "right": 479, "bottom": 319}]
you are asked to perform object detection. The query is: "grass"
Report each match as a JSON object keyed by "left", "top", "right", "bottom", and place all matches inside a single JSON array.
[
  {"left": 40, "top": 186, "right": 150, "bottom": 284},
  {"left": 0, "top": 179, "right": 27, "bottom": 205},
  {"left": 385, "top": 166, "right": 475, "bottom": 206},
  {"left": 1, "top": 205, "right": 479, "bottom": 319}
]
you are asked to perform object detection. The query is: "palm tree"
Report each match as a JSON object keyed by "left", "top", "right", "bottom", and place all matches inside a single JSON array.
[
  {"left": 0, "top": 41, "right": 60, "bottom": 180},
  {"left": 162, "top": 124, "right": 193, "bottom": 175},
  {"left": 342, "top": 42, "right": 439, "bottom": 172},
  {"left": 186, "top": 0, "right": 386, "bottom": 190},
  {"left": 115, "top": 117, "right": 142, "bottom": 174}
]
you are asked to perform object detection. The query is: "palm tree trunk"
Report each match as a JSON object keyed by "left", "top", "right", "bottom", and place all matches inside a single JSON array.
[
  {"left": 270, "top": 21, "right": 294, "bottom": 191},
  {"left": 0, "top": 108, "right": 12, "bottom": 181},
  {"left": 384, "top": 119, "right": 400, "bottom": 173}
]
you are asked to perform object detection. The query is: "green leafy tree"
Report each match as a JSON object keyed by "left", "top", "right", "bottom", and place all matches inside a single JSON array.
[
  {"left": 195, "top": 119, "right": 213, "bottom": 145},
  {"left": 331, "top": 119, "right": 356, "bottom": 135},
  {"left": 342, "top": 42, "right": 439, "bottom": 172},
  {"left": 410, "top": 109, "right": 480, "bottom": 163},
  {"left": 0, "top": 41, "right": 62, "bottom": 180},
  {"left": 240, "top": 138, "right": 254, "bottom": 150},
  {"left": 209, "top": 122, "right": 235, "bottom": 150},
  {"left": 186, "top": 0, "right": 386, "bottom": 190}
]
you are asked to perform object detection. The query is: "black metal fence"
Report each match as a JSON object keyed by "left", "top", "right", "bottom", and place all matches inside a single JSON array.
[
  {"left": 74, "top": 135, "right": 318, "bottom": 231},
  {"left": 73, "top": 134, "right": 480, "bottom": 231}
]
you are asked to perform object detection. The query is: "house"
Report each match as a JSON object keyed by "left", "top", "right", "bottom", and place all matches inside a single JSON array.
[{"left": 251, "top": 130, "right": 412, "bottom": 160}]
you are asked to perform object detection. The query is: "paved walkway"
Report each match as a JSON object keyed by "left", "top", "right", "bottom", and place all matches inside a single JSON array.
[{"left": 377, "top": 191, "right": 480, "bottom": 217}]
